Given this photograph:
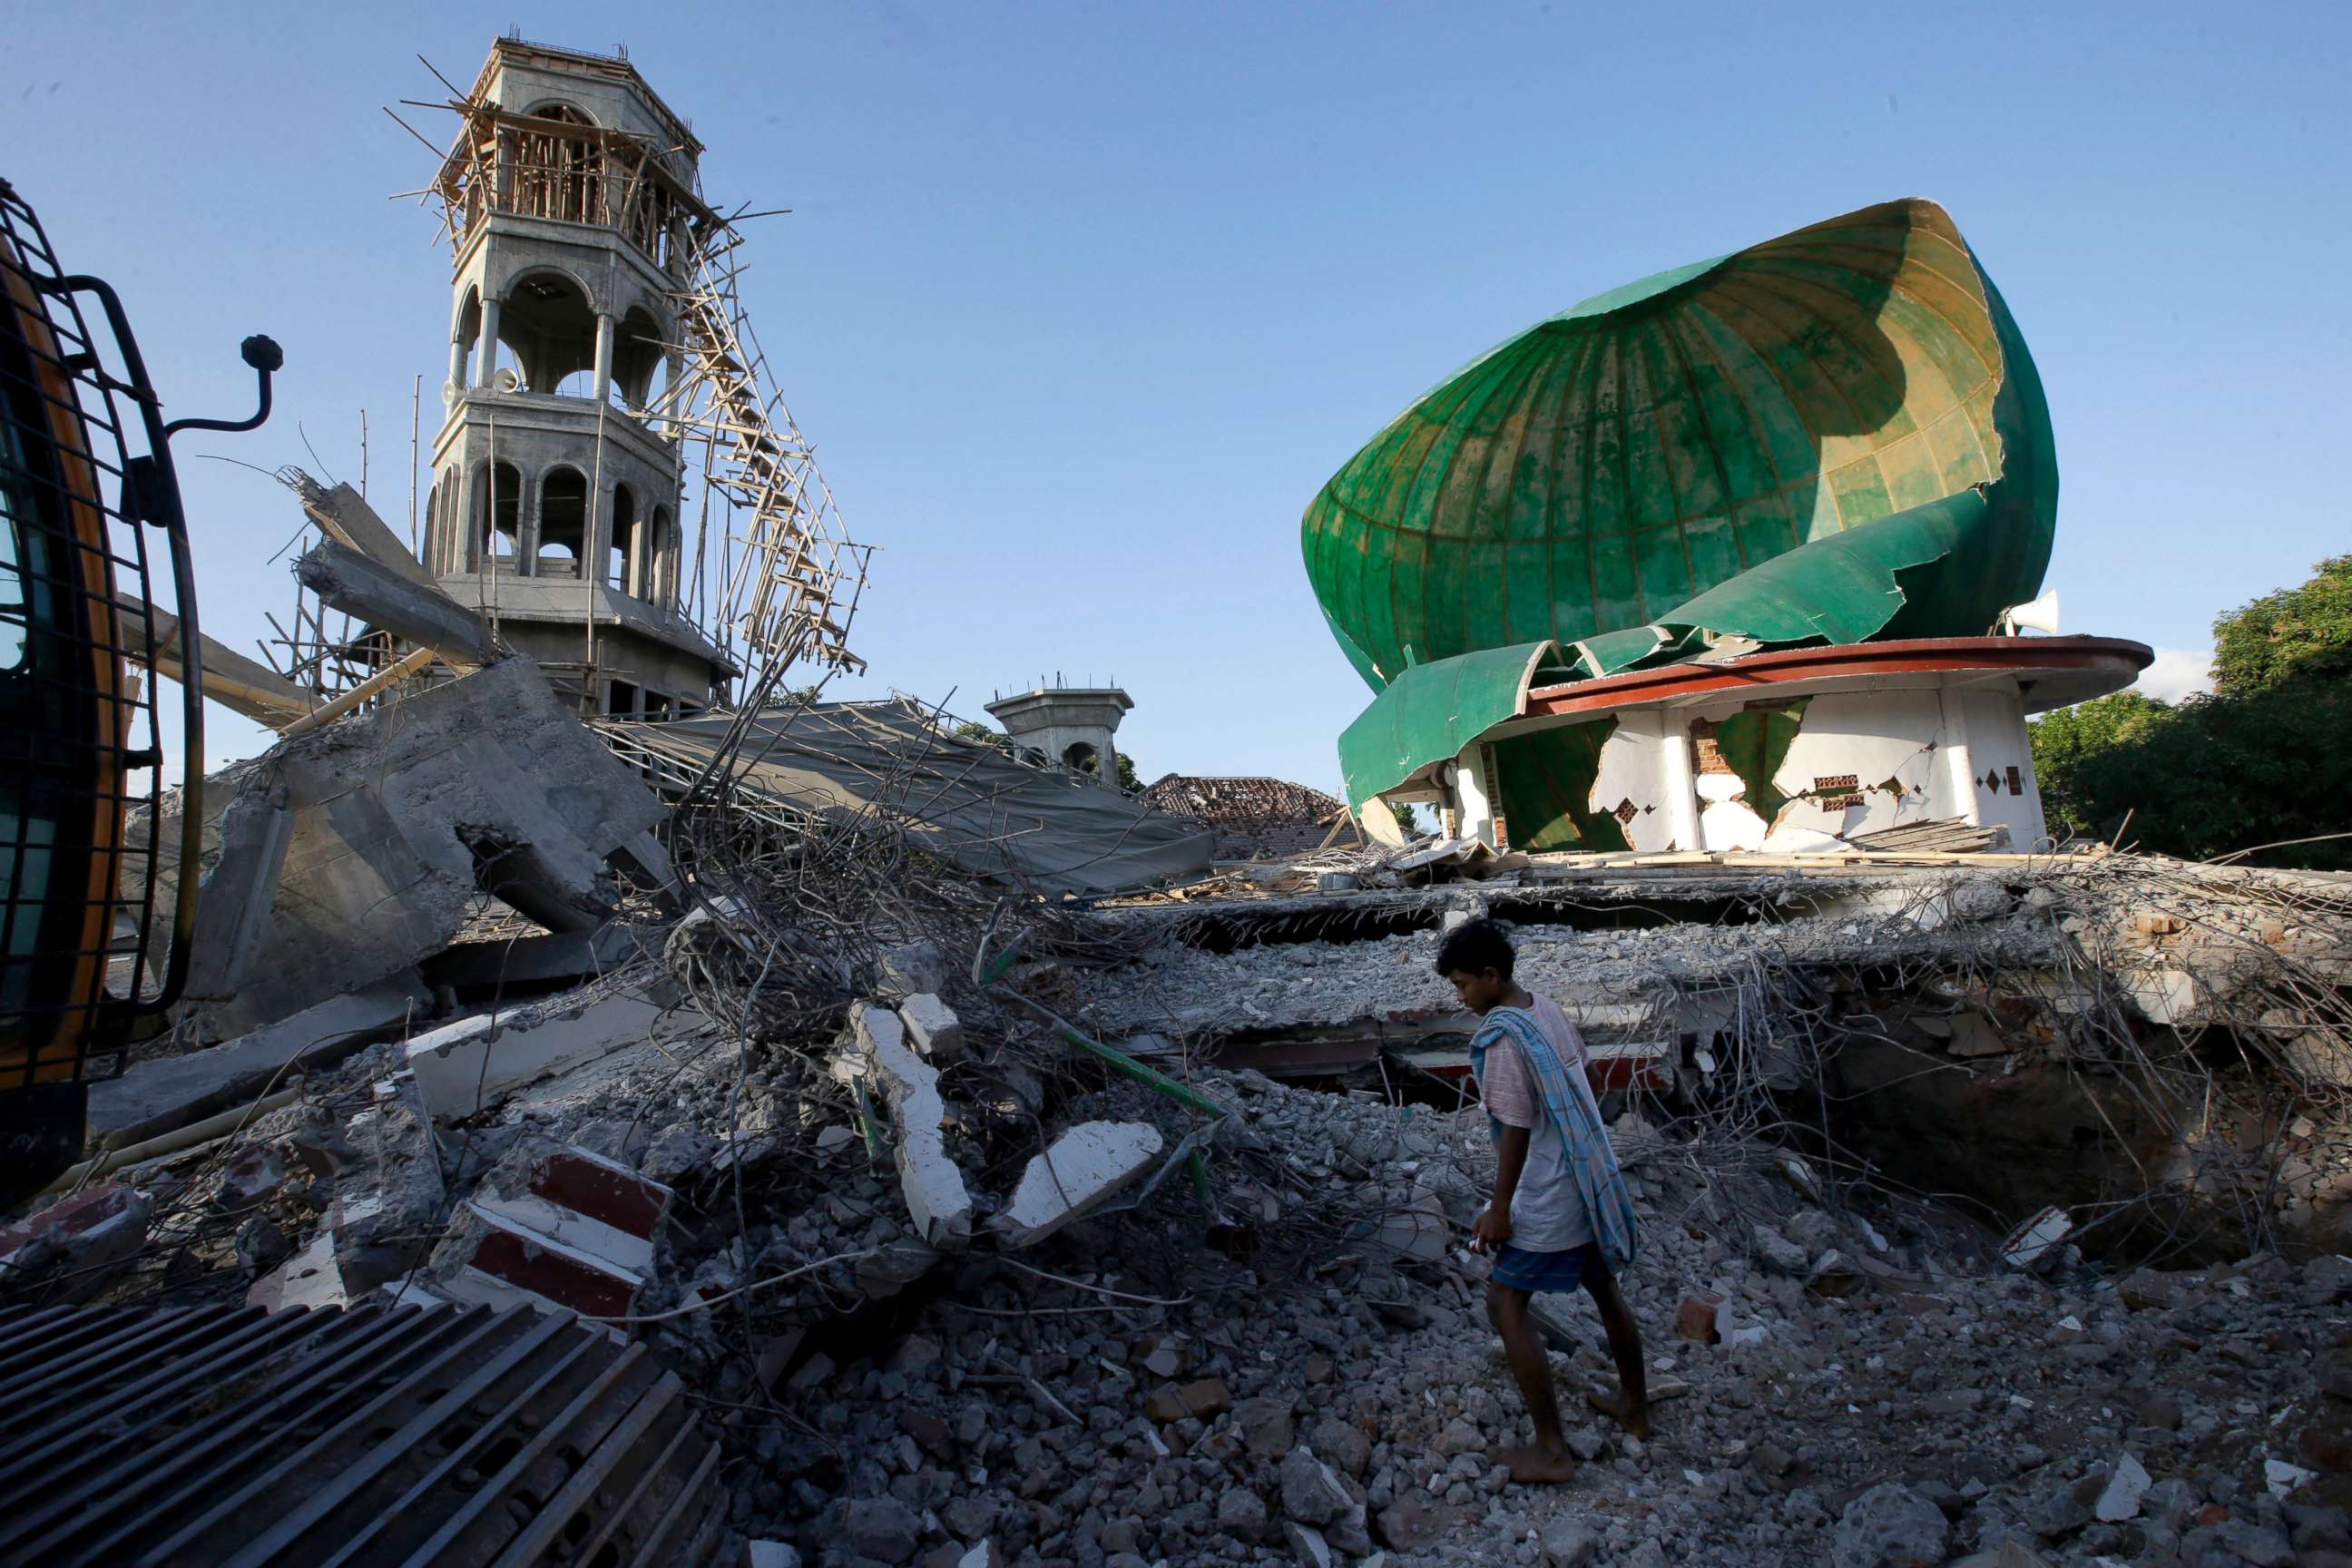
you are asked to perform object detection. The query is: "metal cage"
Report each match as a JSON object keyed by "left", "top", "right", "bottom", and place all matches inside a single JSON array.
[{"left": 0, "top": 178, "right": 196, "bottom": 1091}]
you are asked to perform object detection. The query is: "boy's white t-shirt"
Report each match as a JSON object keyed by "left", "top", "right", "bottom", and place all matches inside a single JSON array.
[{"left": 1480, "top": 995, "right": 1594, "bottom": 1252}]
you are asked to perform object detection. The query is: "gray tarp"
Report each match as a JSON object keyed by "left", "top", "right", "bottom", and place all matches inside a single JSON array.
[{"left": 600, "top": 701, "right": 1216, "bottom": 897}]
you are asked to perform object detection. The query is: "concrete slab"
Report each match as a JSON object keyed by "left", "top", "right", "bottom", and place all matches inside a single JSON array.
[
  {"left": 990, "top": 1121, "right": 1164, "bottom": 1249},
  {"left": 0, "top": 1183, "right": 152, "bottom": 1301},
  {"left": 85, "top": 977, "right": 428, "bottom": 1148},
  {"left": 405, "top": 980, "right": 677, "bottom": 1122},
  {"left": 296, "top": 536, "right": 493, "bottom": 666},
  {"left": 419, "top": 923, "right": 642, "bottom": 996},
  {"left": 139, "top": 654, "right": 668, "bottom": 1042},
  {"left": 182, "top": 780, "right": 294, "bottom": 1000}
]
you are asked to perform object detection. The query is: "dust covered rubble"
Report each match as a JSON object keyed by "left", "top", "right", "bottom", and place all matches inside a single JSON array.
[
  {"left": 631, "top": 1062, "right": 2349, "bottom": 1568},
  {"left": 19, "top": 864, "right": 2351, "bottom": 1568},
  {"left": 1060, "top": 880, "right": 2063, "bottom": 1041}
]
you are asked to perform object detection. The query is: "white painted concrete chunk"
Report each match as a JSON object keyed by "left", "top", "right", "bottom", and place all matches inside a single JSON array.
[
  {"left": 991, "top": 1120, "right": 1163, "bottom": 1249},
  {"left": 2096, "top": 1452, "right": 2151, "bottom": 1521},
  {"left": 856, "top": 1004, "right": 974, "bottom": 1248},
  {"left": 2001, "top": 1205, "right": 2073, "bottom": 1270},
  {"left": 897, "top": 993, "right": 965, "bottom": 1060},
  {"left": 406, "top": 988, "right": 668, "bottom": 1121}
]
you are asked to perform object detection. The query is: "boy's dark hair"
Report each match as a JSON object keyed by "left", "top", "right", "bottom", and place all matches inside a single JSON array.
[{"left": 1434, "top": 916, "right": 1514, "bottom": 981}]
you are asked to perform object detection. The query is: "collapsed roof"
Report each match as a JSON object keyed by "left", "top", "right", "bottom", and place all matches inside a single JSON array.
[
  {"left": 601, "top": 701, "right": 1216, "bottom": 897},
  {"left": 1303, "top": 198, "right": 2061, "bottom": 811}
]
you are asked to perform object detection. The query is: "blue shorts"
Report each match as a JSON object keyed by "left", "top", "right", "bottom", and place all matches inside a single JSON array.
[{"left": 1491, "top": 1240, "right": 1610, "bottom": 1294}]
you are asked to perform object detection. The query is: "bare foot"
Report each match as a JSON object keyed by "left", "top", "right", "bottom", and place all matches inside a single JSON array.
[
  {"left": 1584, "top": 1385, "right": 1652, "bottom": 1440},
  {"left": 1492, "top": 1442, "right": 1580, "bottom": 1484}
]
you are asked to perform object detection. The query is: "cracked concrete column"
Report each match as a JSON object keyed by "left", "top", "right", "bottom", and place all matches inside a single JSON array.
[
  {"left": 1660, "top": 711, "right": 1701, "bottom": 851},
  {"left": 475, "top": 297, "right": 503, "bottom": 389},
  {"left": 1939, "top": 690, "right": 1981, "bottom": 827},
  {"left": 591, "top": 312, "right": 615, "bottom": 405}
]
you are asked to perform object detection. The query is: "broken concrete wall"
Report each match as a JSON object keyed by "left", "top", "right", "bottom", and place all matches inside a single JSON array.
[
  {"left": 147, "top": 654, "right": 670, "bottom": 1041},
  {"left": 853, "top": 1004, "right": 974, "bottom": 1249}
]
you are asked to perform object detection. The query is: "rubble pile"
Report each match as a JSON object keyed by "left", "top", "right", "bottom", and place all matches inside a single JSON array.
[
  {"left": 623, "top": 1069, "right": 2351, "bottom": 1568},
  {"left": 7, "top": 665, "right": 2351, "bottom": 1567}
]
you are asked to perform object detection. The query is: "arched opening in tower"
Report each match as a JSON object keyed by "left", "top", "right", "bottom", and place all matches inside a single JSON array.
[
  {"left": 1063, "top": 741, "right": 1101, "bottom": 776},
  {"left": 476, "top": 461, "right": 521, "bottom": 568},
  {"left": 537, "top": 467, "right": 589, "bottom": 578},
  {"left": 503, "top": 272, "right": 597, "bottom": 396},
  {"left": 612, "top": 305, "right": 668, "bottom": 416},
  {"left": 455, "top": 285, "right": 484, "bottom": 389}
]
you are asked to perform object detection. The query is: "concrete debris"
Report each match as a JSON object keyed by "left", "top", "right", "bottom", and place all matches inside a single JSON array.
[
  {"left": 897, "top": 992, "right": 965, "bottom": 1060},
  {"left": 295, "top": 534, "right": 495, "bottom": 667},
  {"left": 2001, "top": 1205, "right": 2075, "bottom": 1271},
  {"left": 878, "top": 939, "right": 948, "bottom": 1000},
  {"left": 422, "top": 1136, "right": 671, "bottom": 1323},
  {"left": 405, "top": 975, "right": 689, "bottom": 1122},
  {"left": 989, "top": 1120, "right": 1163, "bottom": 1249},
  {"left": 181, "top": 779, "right": 294, "bottom": 1000},
  {"left": 0, "top": 1183, "right": 151, "bottom": 1302},
  {"left": 853, "top": 1003, "right": 975, "bottom": 1249},
  {"left": 85, "top": 976, "right": 426, "bottom": 1148},
  {"left": 139, "top": 654, "right": 671, "bottom": 1042},
  {"left": 17, "top": 736, "right": 2352, "bottom": 1568},
  {"left": 2094, "top": 1450, "right": 2151, "bottom": 1521},
  {"left": 1829, "top": 1482, "right": 1949, "bottom": 1568}
]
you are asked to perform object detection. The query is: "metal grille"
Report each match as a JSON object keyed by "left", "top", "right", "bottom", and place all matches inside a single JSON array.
[
  {"left": 0, "top": 178, "right": 181, "bottom": 1089},
  {"left": 0, "top": 1301, "right": 729, "bottom": 1567}
]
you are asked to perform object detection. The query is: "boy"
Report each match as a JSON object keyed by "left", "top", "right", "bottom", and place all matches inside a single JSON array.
[{"left": 1436, "top": 917, "right": 1647, "bottom": 1483}]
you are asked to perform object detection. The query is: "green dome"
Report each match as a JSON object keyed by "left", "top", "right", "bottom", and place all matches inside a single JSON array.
[{"left": 1302, "top": 198, "right": 2056, "bottom": 691}]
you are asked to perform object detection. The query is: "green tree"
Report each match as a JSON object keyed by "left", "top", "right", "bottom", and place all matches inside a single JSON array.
[
  {"left": 953, "top": 720, "right": 1009, "bottom": 752},
  {"left": 2210, "top": 554, "right": 2352, "bottom": 694},
  {"left": 2030, "top": 555, "right": 2352, "bottom": 868}
]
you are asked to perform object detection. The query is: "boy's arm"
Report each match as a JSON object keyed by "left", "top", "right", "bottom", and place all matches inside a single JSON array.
[{"left": 1474, "top": 1124, "right": 1531, "bottom": 1250}]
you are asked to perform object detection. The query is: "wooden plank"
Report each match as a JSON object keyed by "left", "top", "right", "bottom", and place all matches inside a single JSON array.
[{"left": 122, "top": 594, "right": 312, "bottom": 728}]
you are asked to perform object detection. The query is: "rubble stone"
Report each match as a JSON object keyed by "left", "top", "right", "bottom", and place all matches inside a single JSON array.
[
  {"left": 1674, "top": 1291, "right": 1724, "bottom": 1342},
  {"left": 1235, "top": 1396, "right": 1297, "bottom": 1457},
  {"left": 845, "top": 1496, "right": 923, "bottom": 1564},
  {"left": 1829, "top": 1483, "right": 1949, "bottom": 1568},
  {"left": 0, "top": 1182, "right": 152, "bottom": 1302},
  {"left": 1539, "top": 1516, "right": 1598, "bottom": 1566},
  {"left": 897, "top": 994, "right": 965, "bottom": 1061},
  {"left": 1279, "top": 1447, "right": 1351, "bottom": 1525},
  {"left": 2093, "top": 1451, "right": 2150, "bottom": 1521},
  {"left": 1751, "top": 1223, "right": 1810, "bottom": 1276},
  {"left": 1144, "top": 1378, "right": 1231, "bottom": 1423},
  {"left": 878, "top": 941, "right": 947, "bottom": 1000}
]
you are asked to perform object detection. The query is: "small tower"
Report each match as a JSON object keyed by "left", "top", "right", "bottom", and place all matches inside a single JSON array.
[
  {"left": 418, "top": 38, "right": 731, "bottom": 718},
  {"left": 985, "top": 682, "right": 1132, "bottom": 786}
]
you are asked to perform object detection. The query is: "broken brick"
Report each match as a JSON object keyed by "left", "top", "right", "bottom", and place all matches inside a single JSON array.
[
  {"left": 1675, "top": 1290, "right": 1725, "bottom": 1343},
  {"left": 1145, "top": 1377, "right": 1232, "bottom": 1423}
]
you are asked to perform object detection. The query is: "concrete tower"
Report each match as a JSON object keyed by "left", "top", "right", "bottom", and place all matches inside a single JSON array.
[
  {"left": 418, "top": 39, "right": 731, "bottom": 718},
  {"left": 985, "top": 683, "right": 1132, "bottom": 786}
]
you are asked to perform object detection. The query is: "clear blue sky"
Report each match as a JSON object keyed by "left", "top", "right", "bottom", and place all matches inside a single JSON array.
[{"left": 7, "top": 2, "right": 2346, "bottom": 790}]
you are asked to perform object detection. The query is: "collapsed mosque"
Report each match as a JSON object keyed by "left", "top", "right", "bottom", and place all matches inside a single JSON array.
[{"left": 1306, "top": 199, "right": 2151, "bottom": 856}]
